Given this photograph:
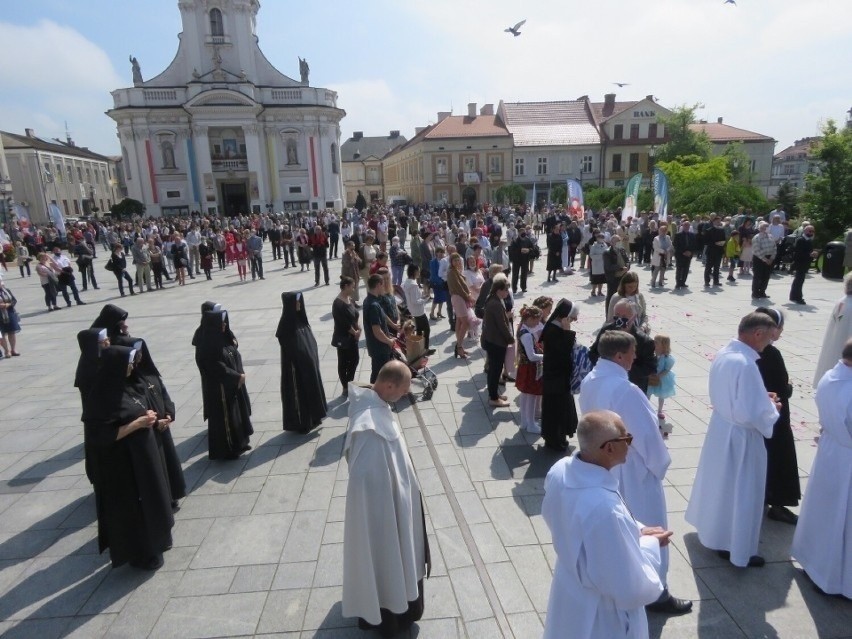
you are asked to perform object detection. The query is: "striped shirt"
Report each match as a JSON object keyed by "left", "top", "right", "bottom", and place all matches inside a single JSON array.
[{"left": 751, "top": 231, "right": 777, "bottom": 261}]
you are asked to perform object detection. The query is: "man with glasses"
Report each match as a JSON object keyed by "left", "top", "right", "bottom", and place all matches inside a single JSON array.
[
  {"left": 686, "top": 312, "right": 781, "bottom": 568},
  {"left": 542, "top": 410, "right": 672, "bottom": 638},
  {"left": 580, "top": 331, "right": 692, "bottom": 616}
]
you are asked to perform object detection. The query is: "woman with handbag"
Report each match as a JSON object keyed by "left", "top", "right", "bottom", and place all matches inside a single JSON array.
[
  {"left": 0, "top": 279, "right": 21, "bottom": 357},
  {"left": 35, "top": 252, "right": 60, "bottom": 311},
  {"left": 108, "top": 243, "right": 136, "bottom": 296}
]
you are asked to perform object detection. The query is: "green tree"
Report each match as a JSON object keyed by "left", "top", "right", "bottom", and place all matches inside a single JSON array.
[
  {"left": 655, "top": 104, "right": 712, "bottom": 163},
  {"left": 111, "top": 198, "right": 146, "bottom": 218},
  {"left": 551, "top": 184, "right": 567, "bottom": 205},
  {"left": 656, "top": 155, "right": 730, "bottom": 190},
  {"left": 670, "top": 181, "right": 767, "bottom": 217},
  {"left": 803, "top": 120, "right": 852, "bottom": 242},
  {"left": 583, "top": 186, "right": 623, "bottom": 211},
  {"left": 772, "top": 181, "right": 799, "bottom": 219},
  {"left": 721, "top": 141, "right": 751, "bottom": 182},
  {"left": 495, "top": 184, "right": 527, "bottom": 205}
]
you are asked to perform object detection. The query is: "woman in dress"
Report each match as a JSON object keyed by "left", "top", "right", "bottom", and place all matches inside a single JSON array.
[
  {"left": 170, "top": 233, "right": 189, "bottom": 286},
  {"left": 463, "top": 255, "right": 485, "bottom": 339},
  {"left": 546, "top": 223, "right": 563, "bottom": 283},
  {"left": 588, "top": 233, "right": 607, "bottom": 297},
  {"left": 297, "top": 228, "right": 313, "bottom": 272},
  {"left": 0, "top": 279, "right": 21, "bottom": 357},
  {"left": 754, "top": 306, "right": 801, "bottom": 525},
  {"left": 332, "top": 277, "right": 361, "bottom": 396},
  {"left": 650, "top": 223, "right": 673, "bottom": 288},
  {"left": 198, "top": 310, "right": 253, "bottom": 459},
  {"left": 447, "top": 253, "right": 473, "bottom": 359},
  {"left": 515, "top": 305, "right": 544, "bottom": 434},
  {"left": 539, "top": 299, "right": 580, "bottom": 451},
  {"left": 429, "top": 246, "right": 447, "bottom": 320},
  {"left": 276, "top": 292, "right": 328, "bottom": 432},
  {"left": 82, "top": 345, "right": 174, "bottom": 570}
]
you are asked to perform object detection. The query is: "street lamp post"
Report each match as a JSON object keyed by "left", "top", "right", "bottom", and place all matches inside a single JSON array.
[{"left": 648, "top": 144, "right": 657, "bottom": 187}]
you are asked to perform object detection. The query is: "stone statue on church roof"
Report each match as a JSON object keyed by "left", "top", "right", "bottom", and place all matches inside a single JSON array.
[
  {"left": 299, "top": 57, "right": 309, "bottom": 85},
  {"left": 129, "top": 55, "right": 143, "bottom": 85}
]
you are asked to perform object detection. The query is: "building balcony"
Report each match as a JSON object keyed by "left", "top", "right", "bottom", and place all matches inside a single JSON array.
[{"left": 212, "top": 158, "right": 248, "bottom": 172}]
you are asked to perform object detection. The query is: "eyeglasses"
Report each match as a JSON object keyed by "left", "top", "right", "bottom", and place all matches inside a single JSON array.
[{"left": 599, "top": 433, "right": 633, "bottom": 449}]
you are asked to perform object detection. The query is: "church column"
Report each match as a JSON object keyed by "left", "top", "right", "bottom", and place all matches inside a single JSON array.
[
  {"left": 191, "top": 125, "right": 216, "bottom": 214},
  {"left": 264, "top": 125, "right": 280, "bottom": 208},
  {"left": 243, "top": 124, "right": 268, "bottom": 210}
]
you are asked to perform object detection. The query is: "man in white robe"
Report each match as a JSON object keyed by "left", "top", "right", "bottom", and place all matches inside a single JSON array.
[
  {"left": 580, "top": 331, "right": 691, "bottom": 614},
  {"left": 342, "top": 361, "right": 429, "bottom": 635},
  {"left": 812, "top": 272, "right": 852, "bottom": 387},
  {"left": 685, "top": 312, "right": 780, "bottom": 567},
  {"left": 542, "top": 410, "right": 668, "bottom": 639},
  {"left": 792, "top": 338, "right": 852, "bottom": 598}
]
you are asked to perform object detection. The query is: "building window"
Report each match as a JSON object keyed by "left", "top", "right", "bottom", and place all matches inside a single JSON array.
[
  {"left": 331, "top": 144, "right": 339, "bottom": 174},
  {"left": 100, "top": 199, "right": 104, "bottom": 210},
  {"left": 166, "top": 190, "right": 181, "bottom": 199},
  {"left": 210, "top": 8, "right": 224, "bottom": 36},
  {"left": 436, "top": 158, "right": 448, "bottom": 176},
  {"left": 582, "top": 155, "right": 593, "bottom": 173},
  {"left": 77, "top": 167, "right": 83, "bottom": 183},
  {"left": 629, "top": 153, "right": 640, "bottom": 172},
  {"left": 613, "top": 124, "right": 623, "bottom": 140},
  {"left": 367, "top": 166, "right": 380, "bottom": 185},
  {"left": 288, "top": 186, "right": 302, "bottom": 194},
  {"left": 514, "top": 158, "right": 525, "bottom": 176},
  {"left": 462, "top": 156, "right": 476, "bottom": 172},
  {"left": 648, "top": 123, "right": 658, "bottom": 139},
  {"left": 66, "top": 164, "right": 73, "bottom": 183},
  {"left": 55, "top": 164, "right": 63, "bottom": 183},
  {"left": 62, "top": 200, "right": 69, "bottom": 214},
  {"left": 73, "top": 200, "right": 80, "bottom": 215},
  {"left": 488, "top": 155, "right": 502, "bottom": 174},
  {"left": 611, "top": 154, "right": 622, "bottom": 173},
  {"left": 750, "top": 160, "right": 757, "bottom": 173},
  {"left": 630, "top": 124, "right": 640, "bottom": 140},
  {"left": 537, "top": 157, "right": 548, "bottom": 175}
]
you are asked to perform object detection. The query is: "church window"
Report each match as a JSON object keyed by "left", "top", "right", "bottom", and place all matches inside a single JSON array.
[
  {"left": 210, "top": 8, "right": 224, "bottom": 36},
  {"left": 331, "top": 144, "right": 339, "bottom": 174}
]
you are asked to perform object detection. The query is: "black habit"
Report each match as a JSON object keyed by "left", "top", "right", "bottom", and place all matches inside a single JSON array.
[
  {"left": 198, "top": 311, "right": 253, "bottom": 459},
  {"left": 90, "top": 304, "right": 128, "bottom": 341},
  {"left": 539, "top": 300, "right": 579, "bottom": 449},
  {"left": 82, "top": 346, "right": 174, "bottom": 567},
  {"left": 75, "top": 328, "right": 105, "bottom": 484},
  {"left": 756, "top": 344, "right": 801, "bottom": 506},
  {"left": 275, "top": 292, "right": 327, "bottom": 432}
]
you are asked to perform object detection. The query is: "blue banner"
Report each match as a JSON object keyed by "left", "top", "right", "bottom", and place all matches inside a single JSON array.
[
  {"left": 653, "top": 168, "right": 669, "bottom": 221},
  {"left": 531, "top": 182, "right": 537, "bottom": 209},
  {"left": 566, "top": 179, "right": 584, "bottom": 219},
  {"left": 48, "top": 203, "right": 66, "bottom": 236}
]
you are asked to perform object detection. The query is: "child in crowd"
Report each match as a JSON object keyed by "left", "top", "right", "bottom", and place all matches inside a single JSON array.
[
  {"left": 739, "top": 234, "right": 753, "bottom": 275},
  {"left": 647, "top": 334, "right": 675, "bottom": 438},
  {"left": 515, "top": 305, "right": 543, "bottom": 434},
  {"left": 725, "top": 230, "right": 741, "bottom": 282}
]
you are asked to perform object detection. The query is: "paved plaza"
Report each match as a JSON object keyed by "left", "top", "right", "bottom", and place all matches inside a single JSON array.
[{"left": 0, "top": 250, "right": 851, "bottom": 638}]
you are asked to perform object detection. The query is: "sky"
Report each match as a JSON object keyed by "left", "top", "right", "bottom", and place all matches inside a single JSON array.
[{"left": 0, "top": 0, "right": 850, "bottom": 158}]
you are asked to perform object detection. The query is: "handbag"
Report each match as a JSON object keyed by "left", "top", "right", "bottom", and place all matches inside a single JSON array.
[{"left": 104, "top": 259, "right": 115, "bottom": 272}]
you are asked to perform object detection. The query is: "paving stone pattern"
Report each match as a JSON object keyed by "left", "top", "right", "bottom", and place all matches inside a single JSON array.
[{"left": 0, "top": 247, "right": 850, "bottom": 638}]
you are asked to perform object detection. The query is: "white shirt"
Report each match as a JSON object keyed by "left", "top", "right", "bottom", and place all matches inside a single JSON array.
[{"left": 402, "top": 278, "right": 426, "bottom": 318}]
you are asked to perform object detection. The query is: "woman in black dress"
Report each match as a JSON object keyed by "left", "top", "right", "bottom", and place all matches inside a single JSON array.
[
  {"left": 546, "top": 223, "right": 563, "bottom": 283},
  {"left": 198, "top": 310, "right": 253, "bottom": 459},
  {"left": 332, "top": 277, "right": 361, "bottom": 397},
  {"left": 82, "top": 345, "right": 174, "bottom": 570},
  {"left": 75, "top": 328, "right": 110, "bottom": 484},
  {"left": 539, "top": 299, "right": 580, "bottom": 452},
  {"left": 754, "top": 307, "right": 801, "bottom": 524},
  {"left": 276, "top": 292, "right": 328, "bottom": 432}
]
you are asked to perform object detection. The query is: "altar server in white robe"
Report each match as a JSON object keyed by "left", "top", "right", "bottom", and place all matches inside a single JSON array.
[
  {"left": 543, "top": 410, "right": 668, "bottom": 639},
  {"left": 342, "top": 361, "right": 429, "bottom": 636},
  {"left": 580, "top": 331, "right": 691, "bottom": 615},
  {"left": 686, "top": 312, "right": 780, "bottom": 567},
  {"left": 812, "top": 273, "right": 852, "bottom": 387},
  {"left": 792, "top": 338, "right": 852, "bottom": 598}
]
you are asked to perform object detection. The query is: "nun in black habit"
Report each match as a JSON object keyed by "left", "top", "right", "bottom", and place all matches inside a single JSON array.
[
  {"left": 539, "top": 299, "right": 580, "bottom": 452},
  {"left": 75, "top": 328, "right": 110, "bottom": 484},
  {"left": 90, "top": 304, "right": 129, "bottom": 340},
  {"left": 113, "top": 335, "right": 186, "bottom": 506},
  {"left": 275, "top": 291, "right": 327, "bottom": 433},
  {"left": 82, "top": 345, "right": 174, "bottom": 570},
  {"left": 192, "top": 301, "right": 238, "bottom": 422},
  {"left": 198, "top": 310, "right": 253, "bottom": 459}
]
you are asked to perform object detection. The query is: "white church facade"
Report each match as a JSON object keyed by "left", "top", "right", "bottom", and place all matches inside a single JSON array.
[{"left": 107, "top": 0, "right": 345, "bottom": 217}]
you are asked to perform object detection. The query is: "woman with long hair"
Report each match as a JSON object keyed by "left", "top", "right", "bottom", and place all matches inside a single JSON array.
[{"left": 447, "top": 253, "right": 473, "bottom": 358}]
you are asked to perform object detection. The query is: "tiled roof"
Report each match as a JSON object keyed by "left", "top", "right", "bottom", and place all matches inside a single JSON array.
[
  {"left": 500, "top": 101, "right": 600, "bottom": 146},
  {"left": 341, "top": 133, "right": 407, "bottom": 162},
  {"left": 774, "top": 137, "right": 819, "bottom": 160},
  {"left": 423, "top": 115, "right": 510, "bottom": 139},
  {"left": 590, "top": 100, "right": 637, "bottom": 123},
  {"left": 689, "top": 123, "right": 773, "bottom": 142},
  {"left": 0, "top": 131, "right": 112, "bottom": 162}
]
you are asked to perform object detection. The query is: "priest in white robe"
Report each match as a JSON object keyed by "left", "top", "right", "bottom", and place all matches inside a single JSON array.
[
  {"left": 342, "top": 361, "right": 429, "bottom": 635},
  {"left": 580, "top": 331, "right": 691, "bottom": 614},
  {"left": 685, "top": 312, "right": 780, "bottom": 567},
  {"left": 792, "top": 338, "right": 852, "bottom": 598},
  {"left": 542, "top": 410, "right": 667, "bottom": 639},
  {"left": 812, "top": 273, "right": 852, "bottom": 387}
]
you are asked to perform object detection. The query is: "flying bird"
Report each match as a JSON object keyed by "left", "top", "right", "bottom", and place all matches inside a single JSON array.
[
  {"left": 504, "top": 19, "right": 526, "bottom": 37},
  {"left": 613, "top": 82, "right": 630, "bottom": 88}
]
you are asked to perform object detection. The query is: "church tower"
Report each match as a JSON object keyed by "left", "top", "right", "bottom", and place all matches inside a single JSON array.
[{"left": 108, "top": 0, "right": 345, "bottom": 216}]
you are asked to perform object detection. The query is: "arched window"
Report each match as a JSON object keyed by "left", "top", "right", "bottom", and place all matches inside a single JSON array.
[
  {"left": 331, "top": 143, "right": 339, "bottom": 174},
  {"left": 210, "top": 8, "right": 224, "bottom": 36}
]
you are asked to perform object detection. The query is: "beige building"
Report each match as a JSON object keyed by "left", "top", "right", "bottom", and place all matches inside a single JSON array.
[
  {"left": 1, "top": 129, "right": 121, "bottom": 225},
  {"left": 690, "top": 118, "right": 776, "bottom": 196},
  {"left": 341, "top": 130, "right": 406, "bottom": 206},
  {"left": 382, "top": 103, "right": 512, "bottom": 208}
]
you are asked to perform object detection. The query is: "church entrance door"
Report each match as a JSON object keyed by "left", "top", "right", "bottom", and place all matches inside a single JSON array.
[
  {"left": 462, "top": 186, "right": 477, "bottom": 212},
  {"left": 221, "top": 182, "right": 249, "bottom": 216}
]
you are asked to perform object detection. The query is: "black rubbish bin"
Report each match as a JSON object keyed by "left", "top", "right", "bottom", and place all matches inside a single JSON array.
[{"left": 822, "top": 241, "right": 845, "bottom": 279}]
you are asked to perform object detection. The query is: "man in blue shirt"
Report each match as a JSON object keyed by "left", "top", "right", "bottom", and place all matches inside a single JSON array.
[{"left": 363, "top": 274, "right": 396, "bottom": 383}]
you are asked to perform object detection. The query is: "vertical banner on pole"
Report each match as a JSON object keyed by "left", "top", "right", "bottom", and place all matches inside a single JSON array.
[
  {"left": 566, "top": 179, "right": 584, "bottom": 219},
  {"left": 621, "top": 173, "right": 642, "bottom": 221},
  {"left": 653, "top": 168, "right": 669, "bottom": 222}
]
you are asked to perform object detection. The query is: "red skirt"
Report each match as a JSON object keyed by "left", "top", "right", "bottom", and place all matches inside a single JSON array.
[{"left": 516, "top": 362, "right": 542, "bottom": 395}]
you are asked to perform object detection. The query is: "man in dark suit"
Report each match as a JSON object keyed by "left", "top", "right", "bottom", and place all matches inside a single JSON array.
[
  {"left": 673, "top": 218, "right": 698, "bottom": 289},
  {"left": 788, "top": 225, "right": 817, "bottom": 304},
  {"left": 509, "top": 228, "right": 535, "bottom": 294},
  {"left": 702, "top": 216, "right": 727, "bottom": 287}
]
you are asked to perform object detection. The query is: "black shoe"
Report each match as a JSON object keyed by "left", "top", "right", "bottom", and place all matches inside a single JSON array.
[
  {"left": 767, "top": 505, "right": 798, "bottom": 524},
  {"left": 747, "top": 555, "right": 766, "bottom": 567},
  {"left": 544, "top": 441, "right": 569, "bottom": 452},
  {"left": 647, "top": 594, "right": 693, "bottom": 615},
  {"left": 130, "top": 554, "right": 164, "bottom": 571},
  {"left": 791, "top": 299, "right": 806, "bottom": 305},
  {"left": 76, "top": 301, "right": 87, "bottom": 306}
]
